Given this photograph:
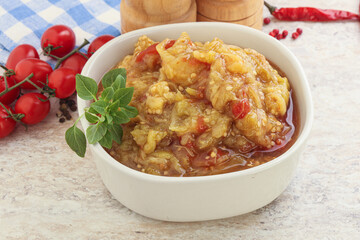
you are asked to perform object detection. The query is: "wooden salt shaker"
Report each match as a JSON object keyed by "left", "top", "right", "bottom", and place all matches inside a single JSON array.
[
  {"left": 120, "top": 0, "right": 197, "bottom": 33},
  {"left": 196, "top": 0, "right": 264, "bottom": 30}
]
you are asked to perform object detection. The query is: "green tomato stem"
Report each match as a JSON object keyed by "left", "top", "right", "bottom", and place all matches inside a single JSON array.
[
  {"left": 0, "top": 73, "right": 34, "bottom": 97},
  {"left": 0, "top": 65, "right": 8, "bottom": 71},
  {"left": 23, "top": 76, "right": 46, "bottom": 93},
  {"left": 0, "top": 65, "right": 15, "bottom": 77},
  {"left": 54, "top": 39, "right": 90, "bottom": 70},
  {"left": 0, "top": 102, "right": 10, "bottom": 114},
  {"left": 4, "top": 75, "right": 8, "bottom": 89},
  {"left": 0, "top": 101, "right": 25, "bottom": 122},
  {"left": 78, "top": 52, "right": 89, "bottom": 60},
  {"left": 47, "top": 54, "right": 61, "bottom": 60}
]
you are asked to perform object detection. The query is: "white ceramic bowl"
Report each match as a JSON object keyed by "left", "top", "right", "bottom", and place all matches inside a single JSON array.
[{"left": 78, "top": 22, "right": 313, "bottom": 222}]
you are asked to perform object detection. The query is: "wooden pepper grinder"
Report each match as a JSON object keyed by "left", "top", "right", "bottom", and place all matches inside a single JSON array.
[
  {"left": 196, "top": 0, "right": 264, "bottom": 30},
  {"left": 120, "top": 0, "right": 197, "bottom": 33}
]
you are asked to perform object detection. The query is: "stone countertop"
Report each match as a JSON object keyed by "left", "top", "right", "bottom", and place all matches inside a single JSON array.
[{"left": 1, "top": 0, "right": 359, "bottom": 239}]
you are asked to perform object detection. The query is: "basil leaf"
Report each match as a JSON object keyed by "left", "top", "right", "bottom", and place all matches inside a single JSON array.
[
  {"left": 113, "top": 87, "right": 134, "bottom": 107},
  {"left": 112, "top": 110, "right": 130, "bottom": 124},
  {"left": 66, "top": 68, "right": 139, "bottom": 158},
  {"left": 112, "top": 75, "right": 126, "bottom": 90},
  {"left": 118, "top": 75, "right": 126, "bottom": 89},
  {"left": 99, "top": 114, "right": 106, "bottom": 123},
  {"left": 109, "top": 100, "right": 120, "bottom": 113},
  {"left": 99, "top": 130, "right": 113, "bottom": 149},
  {"left": 102, "top": 68, "right": 127, "bottom": 88},
  {"left": 65, "top": 125, "right": 87, "bottom": 157},
  {"left": 106, "top": 114, "right": 113, "bottom": 125},
  {"left": 76, "top": 74, "right": 98, "bottom": 100},
  {"left": 101, "top": 87, "right": 114, "bottom": 102},
  {"left": 85, "top": 108, "right": 100, "bottom": 123},
  {"left": 90, "top": 99, "right": 107, "bottom": 115},
  {"left": 108, "top": 124, "right": 123, "bottom": 144},
  {"left": 86, "top": 123, "right": 107, "bottom": 144},
  {"left": 122, "top": 105, "right": 138, "bottom": 118}
]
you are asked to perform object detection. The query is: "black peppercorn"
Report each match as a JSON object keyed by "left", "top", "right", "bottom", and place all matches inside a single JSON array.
[
  {"left": 67, "top": 100, "right": 76, "bottom": 107},
  {"left": 70, "top": 105, "right": 77, "bottom": 112}
]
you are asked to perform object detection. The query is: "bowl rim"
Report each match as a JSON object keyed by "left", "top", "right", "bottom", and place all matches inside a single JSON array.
[{"left": 78, "top": 22, "right": 314, "bottom": 183}]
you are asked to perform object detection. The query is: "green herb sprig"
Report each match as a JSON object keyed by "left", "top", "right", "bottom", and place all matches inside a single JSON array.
[{"left": 65, "top": 68, "right": 138, "bottom": 157}]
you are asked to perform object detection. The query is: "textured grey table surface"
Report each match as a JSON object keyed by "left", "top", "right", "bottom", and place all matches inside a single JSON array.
[{"left": 1, "top": 0, "right": 359, "bottom": 239}]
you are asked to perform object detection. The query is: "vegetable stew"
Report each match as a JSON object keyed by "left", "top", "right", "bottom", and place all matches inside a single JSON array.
[{"left": 101, "top": 33, "right": 299, "bottom": 176}]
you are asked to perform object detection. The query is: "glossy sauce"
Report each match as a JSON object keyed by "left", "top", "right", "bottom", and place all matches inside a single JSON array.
[{"left": 183, "top": 64, "right": 300, "bottom": 176}]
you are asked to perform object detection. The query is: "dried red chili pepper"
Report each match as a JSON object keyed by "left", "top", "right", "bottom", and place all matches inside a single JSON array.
[{"left": 264, "top": 1, "right": 360, "bottom": 21}]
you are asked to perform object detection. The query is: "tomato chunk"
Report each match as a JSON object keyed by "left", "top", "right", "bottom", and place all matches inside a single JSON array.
[
  {"left": 165, "top": 40, "right": 176, "bottom": 49},
  {"left": 196, "top": 116, "right": 209, "bottom": 134},
  {"left": 135, "top": 40, "right": 176, "bottom": 63},
  {"left": 185, "top": 140, "right": 195, "bottom": 150},
  {"left": 232, "top": 98, "right": 251, "bottom": 119},
  {"left": 136, "top": 43, "right": 159, "bottom": 62}
]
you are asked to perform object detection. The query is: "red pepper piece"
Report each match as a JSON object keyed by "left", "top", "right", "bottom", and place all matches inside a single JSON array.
[
  {"left": 136, "top": 43, "right": 159, "bottom": 62},
  {"left": 264, "top": 1, "right": 360, "bottom": 21},
  {"left": 136, "top": 40, "right": 176, "bottom": 62},
  {"left": 232, "top": 98, "right": 251, "bottom": 119},
  {"left": 185, "top": 57, "right": 211, "bottom": 71},
  {"left": 196, "top": 116, "right": 209, "bottom": 134},
  {"left": 165, "top": 40, "right": 176, "bottom": 49}
]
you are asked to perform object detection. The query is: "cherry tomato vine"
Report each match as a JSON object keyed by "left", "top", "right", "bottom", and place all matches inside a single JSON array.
[{"left": 0, "top": 25, "right": 99, "bottom": 138}]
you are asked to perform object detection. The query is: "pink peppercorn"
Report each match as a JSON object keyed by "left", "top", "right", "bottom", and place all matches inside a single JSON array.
[
  {"left": 276, "top": 34, "right": 282, "bottom": 40},
  {"left": 269, "top": 31, "right": 276, "bottom": 37},
  {"left": 263, "top": 17, "right": 271, "bottom": 25},
  {"left": 272, "top": 29, "right": 279, "bottom": 35},
  {"left": 292, "top": 32, "right": 299, "bottom": 39},
  {"left": 282, "top": 30, "right": 288, "bottom": 38},
  {"left": 296, "top": 28, "right": 303, "bottom": 34}
]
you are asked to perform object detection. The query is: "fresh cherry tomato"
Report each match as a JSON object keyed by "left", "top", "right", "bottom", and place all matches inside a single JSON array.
[
  {"left": 232, "top": 98, "right": 251, "bottom": 119},
  {"left": 15, "top": 93, "right": 50, "bottom": 125},
  {"left": 14, "top": 58, "right": 53, "bottom": 90},
  {"left": 6, "top": 44, "right": 39, "bottom": 70},
  {"left": 60, "top": 52, "right": 87, "bottom": 74},
  {"left": 48, "top": 68, "right": 76, "bottom": 99},
  {"left": 41, "top": 25, "right": 75, "bottom": 58},
  {"left": 0, "top": 104, "right": 16, "bottom": 138},
  {"left": 87, "top": 35, "right": 115, "bottom": 57},
  {"left": 0, "top": 76, "right": 20, "bottom": 105}
]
